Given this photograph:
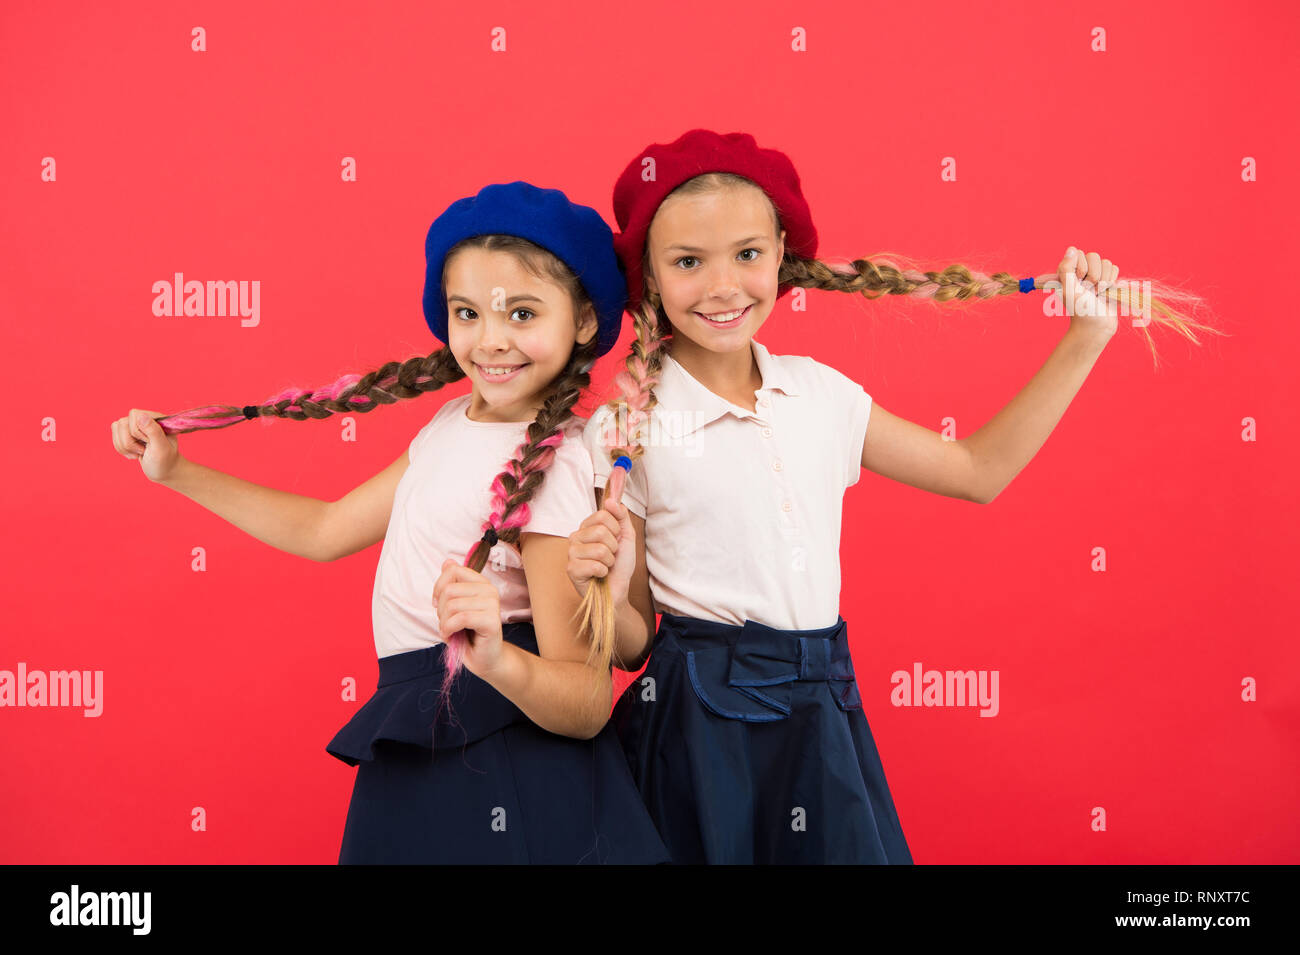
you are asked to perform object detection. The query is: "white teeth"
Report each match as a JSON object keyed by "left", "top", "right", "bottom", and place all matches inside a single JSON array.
[
  {"left": 480, "top": 365, "right": 522, "bottom": 375},
  {"left": 699, "top": 307, "right": 746, "bottom": 323}
]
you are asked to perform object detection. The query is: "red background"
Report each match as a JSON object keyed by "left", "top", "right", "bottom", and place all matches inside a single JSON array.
[{"left": 2, "top": 0, "right": 1296, "bottom": 864}]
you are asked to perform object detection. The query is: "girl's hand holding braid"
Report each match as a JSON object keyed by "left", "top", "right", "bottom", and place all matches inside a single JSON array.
[
  {"left": 111, "top": 409, "right": 183, "bottom": 484},
  {"left": 566, "top": 496, "right": 636, "bottom": 608},
  {"left": 1057, "top": 245, "right": 1121, "bottom": 342},
  {"left": 433, "top": 559, "right": 505, "bottom": 678}
]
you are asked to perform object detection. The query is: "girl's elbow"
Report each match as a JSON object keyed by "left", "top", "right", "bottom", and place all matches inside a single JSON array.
[
  {"left": 973, "top": 477, "right": 1008, "bottom": 505},
  {"left": 965, "top": 474, "right": 998, "bottom": 505},
  {"left": 584, "top": 674, "right": 615, "bottom": 739},
  {"left": 615, "top": 646, "right": 651, "bottom": 673},
  {"left": 582, "top": 713, "right": 609, "bottom": 740},
  {"left": 577, "top": 697, "right": 610, "bottom": 740}
]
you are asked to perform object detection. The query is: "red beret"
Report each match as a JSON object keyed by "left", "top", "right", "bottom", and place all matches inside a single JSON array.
[{"left": 611, "top": 129, "right": 819, "bottom": 312}]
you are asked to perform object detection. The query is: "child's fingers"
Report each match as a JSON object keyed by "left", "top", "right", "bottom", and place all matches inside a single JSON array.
[
  {"left": 613, "top": 503, "right": 633, "bottom": 535},
  {"left": 133, "top": 410, "right": 172, "bottom": 446},
  {"left": 130, "top": 409, "right": 154, "bottom": 444},
  {"left": 440, "top": 597, "right": 497, "bottom": 632},
  {"left": 441, "top": 611, "right": 476, "bottom": 636},
  {"left": 577, "top": 524, "right": 618, "bottom": 554},
  {"left": 441, "top": 563, "right": 483, "bottom": 585},
  {"left": 434, "top": 571, "right": 475, "bottom": 600},
  {"left": 1077, "top": 251, "right": 1093, "bottom": 281},
  {"left": 112, "top": 418, "right": 145, "bottom": 457},
  {"left": 1085, "top": 252, "right": 1103, "bottom": 284},
  {"left": 570, "top": 541, "right": 615, "bottom": 568},
  {"left": 575, "top": 558, "right": 610, "bottom": 581},
  {"left": 441, "top": 596, "right": 493, "bottom": 615},
  {"left": 1062, "top": 246, "right": 1087, "bottom": 281},
  {"left": 437, "top": 581, "right": 487, "bottom": 604},
  {"left": 110, "top": 419, "right": 125, "bottom": 455},
  {"left": 432, "top": 560, "right": 456, "bottom": 600},
  {"left": 582, "top": 510, "right": 620, "bottom": 537}
]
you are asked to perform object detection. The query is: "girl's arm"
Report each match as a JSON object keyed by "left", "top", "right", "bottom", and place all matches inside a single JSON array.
[
  {"left": 860, "top": 327, "right": 1109, "bottom": 504},
  {"left": 960, "top": 325, "right": 1109, "bottom": 504},
  {"left": 157, "top": 448, "right": 408, "bottom": 562},
  {"left": 472, "top": 533, "right": 616, "bottom": 739},
  {"left": 860, "top": 248, "right": 1116, "bottom": 505}
]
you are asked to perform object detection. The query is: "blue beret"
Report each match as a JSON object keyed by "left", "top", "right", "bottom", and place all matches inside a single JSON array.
[{"left": 422, "top": 181, "right": 627, "bottom": 357}]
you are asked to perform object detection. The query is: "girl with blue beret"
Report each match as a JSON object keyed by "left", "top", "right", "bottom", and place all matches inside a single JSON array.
[{"left": 110, "top": 182, "right": 669, "bottom": 864}]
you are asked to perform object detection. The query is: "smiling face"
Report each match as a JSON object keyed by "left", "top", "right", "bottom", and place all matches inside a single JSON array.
[
  {"left": 444, "top": 246, "right": 598, "bottom": 423},
  {"left": 644, "top": 180, "right": 786, "bottom": 363}
]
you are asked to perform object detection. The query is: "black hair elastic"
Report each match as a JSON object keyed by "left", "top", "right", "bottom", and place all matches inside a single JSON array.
[
  {"left": 242, "top": 405, "right": 259, "bottom": 419},
  {"left": 481, "top": 527, "right": 498, "bottom": 547}
]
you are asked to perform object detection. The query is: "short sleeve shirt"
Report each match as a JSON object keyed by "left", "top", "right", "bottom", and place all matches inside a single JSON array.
[
  {"left": 581, "top": 339, "right": 871, "bottom": 631},
  {"left": 372, "top": 395, "right": 595, "bottom": 659}
]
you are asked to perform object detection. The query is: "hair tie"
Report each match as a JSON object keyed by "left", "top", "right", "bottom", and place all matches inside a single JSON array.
[
  {"left": 481, "top": 527, "right": 498, "bottom": 547},
  {"left": 613, "top": 455, "right": 632, "bottom": 472},
  {"left": 242, "top": 405, "right": 259, "bottom": 419},
  {"left": 1018, "top": 277, "right": 1036, "bottom": 293}
]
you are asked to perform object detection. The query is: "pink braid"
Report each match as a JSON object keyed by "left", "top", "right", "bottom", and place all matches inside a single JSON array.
[
  {"left": 439, "top": 431, "right": 567, "bottom": 693},
  {"left": 158, "top": 370, "right": 436, "bottom": 434}
]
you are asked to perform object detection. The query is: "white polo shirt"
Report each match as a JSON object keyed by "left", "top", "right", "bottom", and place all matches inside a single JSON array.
[
  {"left": 372, "top": 394, "right": 595, "bottom": 659},
  {"left": 583, "top": 338, "right": 872, "bottom": 632}
]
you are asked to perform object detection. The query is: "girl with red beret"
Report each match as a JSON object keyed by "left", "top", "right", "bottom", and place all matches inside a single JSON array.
[{"left": 566, "top": 129, "right": 1216, "bottom": 864}]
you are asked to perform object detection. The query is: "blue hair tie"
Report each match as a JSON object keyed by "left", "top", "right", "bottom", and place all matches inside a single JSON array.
[
  {"left": 1018, "top": 277, "right": 1036, "bottom": 293},
  {"left": 613, "top": 455, "right": 632, "bottom": 472}
]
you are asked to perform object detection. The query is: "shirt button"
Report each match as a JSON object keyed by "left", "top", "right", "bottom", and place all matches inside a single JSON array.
[
  {"left": 772, "top": 459, "right": 783, "bottom": 472},
  {"left": 781, "top": 500, "right": 792, "bottom": 512},
  {"left": 761, "top": 427, "right": 772, "bottom": 438}
]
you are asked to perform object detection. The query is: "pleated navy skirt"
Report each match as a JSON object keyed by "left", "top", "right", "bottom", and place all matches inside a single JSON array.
[
  {"left": 327, "top": 622, "right": 670, "bottom": 865},
  {"left": 612, "top": 612, "right": 914, "bottom": 865}
]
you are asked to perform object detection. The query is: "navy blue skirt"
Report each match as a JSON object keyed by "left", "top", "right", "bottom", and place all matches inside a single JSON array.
[
  {"left": 327, "top": 623, "right": 670, "bottom": 865},
  {"left": 612, "top": 613, "right": 914, "bottom": 865}
]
